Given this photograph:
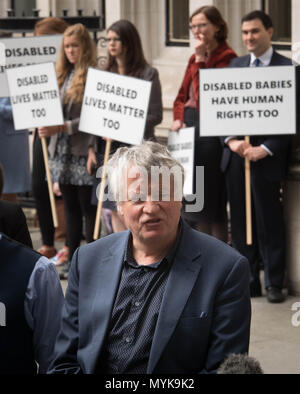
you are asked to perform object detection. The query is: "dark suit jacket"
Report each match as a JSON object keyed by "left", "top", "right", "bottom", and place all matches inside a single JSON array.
[
  {"left": 139, "top": 66, "right": 163, "bottom": 140},
  {"left": 49, "top": 221, "right": 251, "bottom": 374},
  {"left": 221, "top": 50, "right": 293, "bottom": 182},
  {"left": 0, "top": 200, "right": 32, "bottom": 248}
]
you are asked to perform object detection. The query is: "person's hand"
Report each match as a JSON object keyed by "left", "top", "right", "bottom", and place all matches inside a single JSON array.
[
  {"left": 194, "top": 33, "right": 207, "bottom": 62},
  {"left": 228, "top": 139, "right": 252, "bottom": 158},
  {"left": 87, "top": 147, "right": 97, "bottom": 175},
  {"left": 170, "top": 120, "right": 186, "bottom": 132},
  {"left": 243, "top": 146, "right": 269, "bottom": 162},
  {"left": 38, "top": 125, "right": 64, "bottom": 138},
  {"left": 53, "top": 182, "right": 62, "bottom": 197}
]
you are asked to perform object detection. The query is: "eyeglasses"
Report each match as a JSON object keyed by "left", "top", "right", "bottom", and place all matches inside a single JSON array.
[
  {"left": 104, "top": 37, "right": 121, "bottom": 43},
  {"left": 189, "top": 23, "right": 210, "bottom": 31}
]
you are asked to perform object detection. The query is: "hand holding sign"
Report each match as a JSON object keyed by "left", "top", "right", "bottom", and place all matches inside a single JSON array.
[
  {"left": 38, "top": 124, "right": 65, "bottom": 138},
  {"left": 227, "top": 139, "right": 252, "bottom": 157},
  {"left": 243, "top": 146, "right": 269, "bottom": 162}
]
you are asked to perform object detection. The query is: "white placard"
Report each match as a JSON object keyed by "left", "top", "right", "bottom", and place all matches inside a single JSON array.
[
  {"left": 0, "top": 35, "right": 62, "bottom": 97},
  {"left": 79, "top": 68, "right": 152, "bottom": 145},
  {"left": 6, "top": 62, "right": 63, "bottom": 130},
  {"left": 168, "top": 127, "right": 195, "bottom": 195},
  {"left": 200, "top": 66, "right": 296, "bottom": 136}
]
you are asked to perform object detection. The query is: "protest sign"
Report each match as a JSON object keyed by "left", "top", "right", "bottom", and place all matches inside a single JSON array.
[
  {"left": 200, "top": 65, "right": 296, "bottom": 136},
  {"left": 6, "top": 62, "right": 63, "bottom": 130},
  {"left": 168, "top": 128, "right": 195, "bottom": 195},
  {"left": 79, "top": 68, "right": 152, "bottom": 145},
  {"left": 0, "top": 35, "right": 62, "bottom": 97}
]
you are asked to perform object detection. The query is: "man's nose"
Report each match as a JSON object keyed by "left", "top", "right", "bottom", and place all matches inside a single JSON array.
[{"left": 142, "top": 199, "right": 159, "bottom": 213}]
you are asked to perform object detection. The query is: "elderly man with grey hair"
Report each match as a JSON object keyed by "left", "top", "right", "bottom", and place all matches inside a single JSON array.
[{"left": 49, "top": 141, "right": 251, "bottom": 375}]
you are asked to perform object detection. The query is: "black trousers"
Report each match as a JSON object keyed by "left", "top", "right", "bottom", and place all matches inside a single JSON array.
[
  {"left": 59, "top": 184, "right": 96, "bottom": 261},
  {"left": 225, "top": 153, "right": 286, "bottom": 289},
  {"left": 32, "top": 134, "right": 55, "bottom": 246},
  {"left": 183, "top": 107, "right": 227, "bottom": 225}
]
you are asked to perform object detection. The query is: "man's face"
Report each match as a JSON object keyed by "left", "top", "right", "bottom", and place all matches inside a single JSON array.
[
  {"left": 241, "top": 18, "right": 273, "bottom": 57},
  {"left": 118, "top": 167, "right": 182, "bottom": 246}
]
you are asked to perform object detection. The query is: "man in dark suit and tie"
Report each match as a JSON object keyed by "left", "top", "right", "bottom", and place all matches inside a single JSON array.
[
  {"left": 221, "top": 10, "right": 292, "bottom": 303},
  {"left": 49, "top": 141, "right": 251, "bottom": 374}
]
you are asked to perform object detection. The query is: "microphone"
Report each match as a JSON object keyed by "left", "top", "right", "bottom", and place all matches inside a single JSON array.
[{"left": 217, "top": 354, "right": 264, "bottom": 374}]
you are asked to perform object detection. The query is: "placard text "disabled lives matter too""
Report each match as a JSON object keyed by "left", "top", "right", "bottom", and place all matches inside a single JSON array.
[{"left": 79, "top": 68, "right": 152, "bottom": 145}]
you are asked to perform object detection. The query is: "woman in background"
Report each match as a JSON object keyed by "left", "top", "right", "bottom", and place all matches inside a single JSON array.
[
  {"left": 171, "top": 6, "right": 236, "bottom": 242},
  {"left": 88, "top": 19, "right": 163, "bottom": 232},
  {"left": 32, "top": 17, "right": 69, "bottom": 262},
  {"left": 38, "top": 24, "right": 97, "bottom": 279}
]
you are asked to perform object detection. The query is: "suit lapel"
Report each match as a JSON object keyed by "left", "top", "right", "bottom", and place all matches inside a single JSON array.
[
  {"left": 147, "top": 223, "right": 202, "bottom": 373},
  {"left": 242, "top": 54, "right": 251, "bottom": 67}
]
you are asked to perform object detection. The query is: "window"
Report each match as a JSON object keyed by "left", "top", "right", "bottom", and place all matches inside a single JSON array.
[
  {"left": 11, "top": 0, "right": 36, "bottom": 16},
  {"left": 263, "top": 0, "right": 291, "bottom": 48},
  {"left": 166, "top": 0, "right": 189, "bottom": 46}
]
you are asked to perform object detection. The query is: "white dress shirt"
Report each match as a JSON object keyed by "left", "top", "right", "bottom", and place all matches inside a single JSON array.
[{"left": 226, "top": 46, "right": 274, "bottom": 156}]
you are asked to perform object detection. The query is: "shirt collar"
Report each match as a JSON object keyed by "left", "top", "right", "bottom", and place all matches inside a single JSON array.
[
  {"left": 124, "top": 221, "right": 182, "bottom": 270},
  {"left": 250, "top": 46, "right": 273, "bottom": 67}
]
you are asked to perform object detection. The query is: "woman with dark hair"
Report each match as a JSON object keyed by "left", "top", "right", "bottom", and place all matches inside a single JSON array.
[
  {"left": 88, "top": 19, "right": 163, "bottom": 232},
  {"left": 171, "top": 5, "right": 236, "bottom": 241},
  {"left": 38, "top": 24, "right": 97, "bottom": 278}
]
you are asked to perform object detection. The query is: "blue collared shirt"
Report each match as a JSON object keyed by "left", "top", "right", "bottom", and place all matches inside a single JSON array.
[
  {"left": 250, "top": 46, "right": 273, "bottom": 67},
  {"left": 24, "top": 256, "right": 64, "bottom": 373}
]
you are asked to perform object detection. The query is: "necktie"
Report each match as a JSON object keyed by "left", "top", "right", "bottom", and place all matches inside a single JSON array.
[{"left": 254, "top": 58, "right": 260, "bottom": 67}]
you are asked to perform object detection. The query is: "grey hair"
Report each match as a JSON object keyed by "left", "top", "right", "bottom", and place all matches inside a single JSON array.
[{"left": 106, "top": 140, "right": 185, "bottom": 203}]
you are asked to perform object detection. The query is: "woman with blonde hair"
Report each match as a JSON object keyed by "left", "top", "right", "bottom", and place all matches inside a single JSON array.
[
  {"left": 38, "top": 23, "right": 97, "bottom": 279},
  {"left": 32, "top": 17, "right": 69, "bottom": 262}
]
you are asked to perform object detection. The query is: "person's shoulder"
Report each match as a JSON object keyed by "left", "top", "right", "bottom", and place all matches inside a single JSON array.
[
  {"left": 0, "top": 199, "right": 22, "bottom": 214},
  {"left": 0, "top": 233, "right": 40, "bottom": 265},
  {"left": 140, "top": 65, "right": 159, "bottom": 80},
  {"left": 77, "top": 231, "right": 129, "bottom": 257},
  {"left": 183, "top": 224, "right": 248, "bottom": 270},
  {"left": 33, "top": 255, "right": 57, "bottom": 273},
  {"left": 217, "top": 42, "right": 237, "bottom": 57},
  {"left": 229, "top": 54, "right": 250, "bottom": 67},
  {"left": 194, "top": 229, "right": 244, "bottom": 259},
  {"left": 272, "top": 51, "right": 293, "bottom": 65}
]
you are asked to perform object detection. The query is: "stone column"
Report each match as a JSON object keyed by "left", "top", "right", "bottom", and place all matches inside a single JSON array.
[
  {"left": 0, "top": 0, "right": 11, "bottom": 17},
  {"left": 283, "top": 0, "right": 300, "bottom": 296}
]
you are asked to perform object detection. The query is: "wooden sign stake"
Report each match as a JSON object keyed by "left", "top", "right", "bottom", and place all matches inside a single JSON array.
[
  {"left": 93, "top": 139, "right": 112, "bottom": 240},
  {"left": 245, "top": 136, "right": 252, "bottom": 245},
  {"left": 41, "top": 136, "right": 58, "bottom": 228}
]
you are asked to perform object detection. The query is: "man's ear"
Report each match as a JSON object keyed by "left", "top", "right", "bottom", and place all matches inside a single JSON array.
[
  {"left": 118, "top": 203, "right": 124, "bottom": 215},
  {"left": 267, "top": 27, "right": 274, "bottom": 40}
]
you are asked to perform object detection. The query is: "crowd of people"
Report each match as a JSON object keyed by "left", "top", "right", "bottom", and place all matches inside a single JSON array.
[{"left": 0, "top": 6, "right": 291, "bottom": 374}]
